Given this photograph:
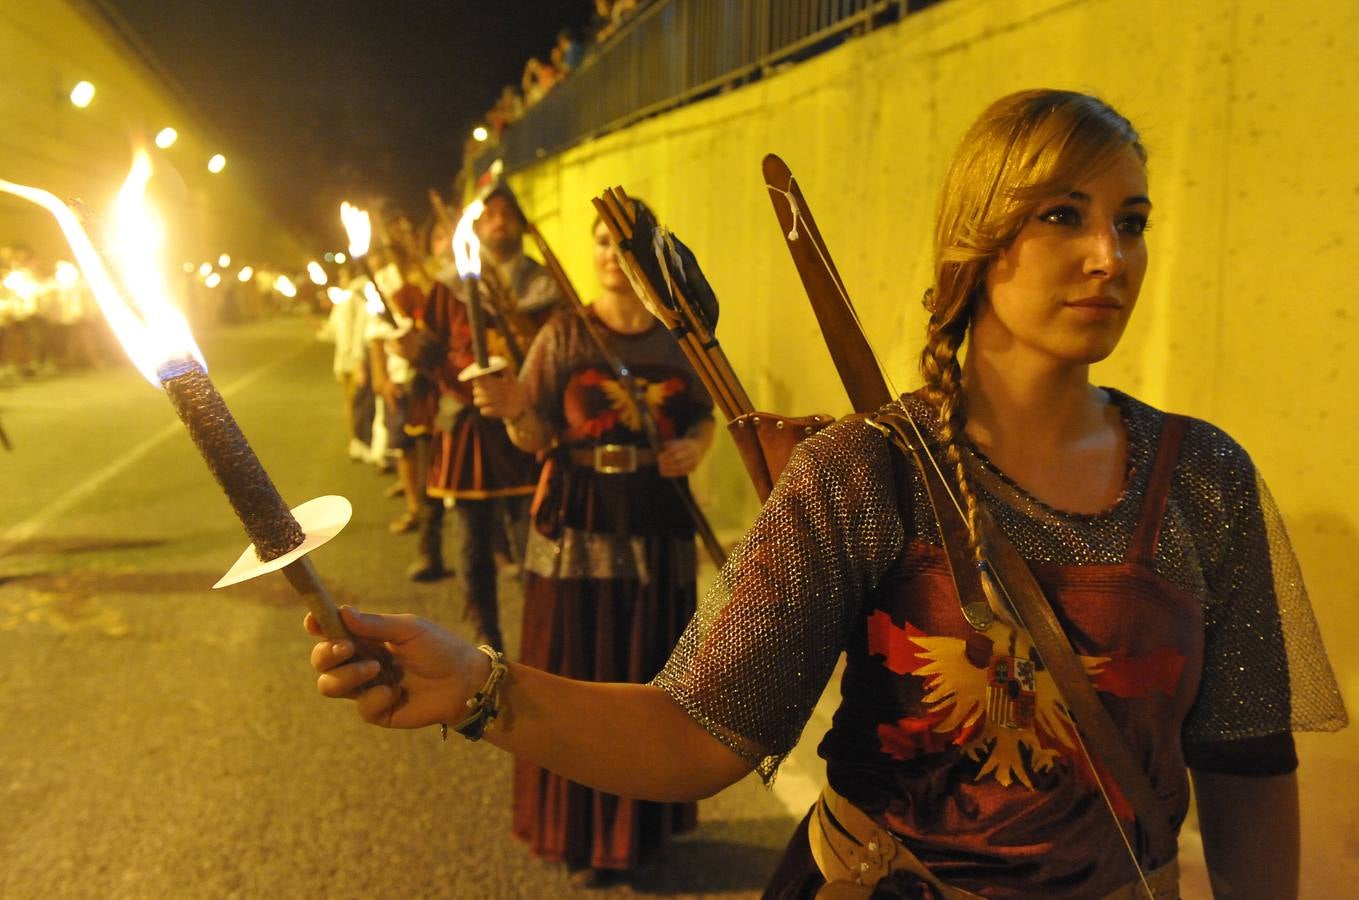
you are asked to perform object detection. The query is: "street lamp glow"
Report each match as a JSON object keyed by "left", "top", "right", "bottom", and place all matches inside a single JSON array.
[
  {"left": 155, "top": 127, "right": 178, "bottom": 149},
  {"left": 70, "top": 81, "right": 95, "bottom": 108},
  {"left": 273, "top": 275, "right": 298, "bottom": 298},
  {"left": 237, "top": 266, "right": 254, "bottom": 282},
  {"left": 306, "top": 261, "right": 328, "bottom": 286},
  {"left": 218, "top": 253, "right": 231, "bottom": 268},
  {"left": 198, "top": 262, "right": 213, "bottom": 277},
  {"left": 207, "top": 154, "right": 226, "bottom": 174},
  {"left": 334, "top": 252, "right": 347, "bottom": 264},
  {"left": 472, "top": 126, "right": 489, "bottom": 142},
  {"left": 204, "top": 272, "right": 222, "bottom": 289}
]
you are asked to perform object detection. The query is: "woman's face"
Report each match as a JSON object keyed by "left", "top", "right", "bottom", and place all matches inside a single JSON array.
[
  {"left": 592, "top": 220, "right": 631, "bottom": 293},
  {"left": 975, "top": 148, "right": 1151, "bottom": 368}
]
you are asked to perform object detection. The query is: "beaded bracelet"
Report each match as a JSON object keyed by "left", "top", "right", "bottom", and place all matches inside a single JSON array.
[{"left": 440, "top": 645, "right": 509, "bottom": 742}]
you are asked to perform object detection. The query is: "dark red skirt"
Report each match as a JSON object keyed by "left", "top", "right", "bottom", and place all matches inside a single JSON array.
[
  {"left": 512, "top": 559, "right": 698, "bottom": 870},
  {"left": 426, "top": 408, "right": 538, "bottom": 499}
]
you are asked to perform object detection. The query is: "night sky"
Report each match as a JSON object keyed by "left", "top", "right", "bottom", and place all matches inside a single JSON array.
[{"left": 102, "top": 1, "right": 595, "bottom": 246}]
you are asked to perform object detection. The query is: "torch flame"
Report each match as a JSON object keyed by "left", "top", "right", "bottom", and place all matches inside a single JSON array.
[
  {"left": 339, "top": 202, "right": 371, "bottom": 259},
  {"left": 452, "top": 198, "right": 484, "bottom": 279},
  {"left": 0, "top": 150, "right": 205, "bottom": 385}
]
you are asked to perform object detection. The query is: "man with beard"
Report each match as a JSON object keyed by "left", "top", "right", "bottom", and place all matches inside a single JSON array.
[{"left": 412, "top": 184, "right": 563, "bottom": 651}]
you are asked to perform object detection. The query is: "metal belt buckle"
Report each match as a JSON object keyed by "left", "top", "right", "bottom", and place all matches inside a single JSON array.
[{"left": 593, "top": 443, "right": 637, "bottom": 474}]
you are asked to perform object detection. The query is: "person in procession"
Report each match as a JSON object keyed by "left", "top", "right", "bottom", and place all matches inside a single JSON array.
[
  {"left": 305, "top": 89, "right": 1345, "bottom": 898},
  {"left": 367, "top": 232, "right": 436, "bottom": 534},
  {"left": 471, "top": 201, "right": 715, "bottom": 886},
  {"left": 409, "top": 184, "right": 563, "bottom": 650}
]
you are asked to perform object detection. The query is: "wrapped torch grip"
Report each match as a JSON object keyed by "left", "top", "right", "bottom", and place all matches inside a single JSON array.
[{"left": 158, "top": 360, "right": 305, "bottom": 561}]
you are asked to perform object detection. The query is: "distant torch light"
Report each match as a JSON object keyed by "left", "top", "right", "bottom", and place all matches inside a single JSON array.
[
  {"left": 155, "top": 128, "right": 178, "bottom": 149},
  {"left": 182, "top": 262, "right": 195, "bottom": 273},
  {"left": 306, "top": 261, "right": 328, "bottom": 286},
  {"left": 273, "top": 275, "right": 297, "bottom": 298},
  {"left": 207, "top": 154, "right": 226, "bottom": 174},
  {"left": 70, "top": 81, "right": 95, "bottom": 108},
  {"left": 238, "top": 266, "right": 254, "bottom": 282},
  {"left": 55, "top": 260, "right": 80, "bottom": 288},
  {"left": 363, "top": 282, "right": 384, "bottom": 315},
  {"left": 3, "top": 270, "right": 37, "bottom": 299},
  {"left": 198, "top": 262, "right": 213, "bottom": 277},
  {"left": 205, "top": 272, "right": 222, "bottom": 289},
  {"left": 326, "top": 286, "right": 351, "bottom": 306},
  {"left": 218, "top": 253, "right": 231, "bottom": 268},
  {"left": 473, "top": 126, "right": 489, "bottom": 142}
]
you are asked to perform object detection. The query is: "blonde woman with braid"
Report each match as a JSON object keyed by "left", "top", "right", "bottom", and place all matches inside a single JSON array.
[{"left": 304, "top": 90, "right": 1344, "bottom": 898}]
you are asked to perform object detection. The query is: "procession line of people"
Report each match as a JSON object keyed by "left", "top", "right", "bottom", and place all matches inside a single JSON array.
[{"left": 309, "top": 89, "right": 1346, "bottom": 897}]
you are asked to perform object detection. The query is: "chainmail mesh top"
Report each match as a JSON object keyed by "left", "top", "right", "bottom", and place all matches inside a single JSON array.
[{"left": 653, "top": 389, "right": 1346, "bottom": 783}]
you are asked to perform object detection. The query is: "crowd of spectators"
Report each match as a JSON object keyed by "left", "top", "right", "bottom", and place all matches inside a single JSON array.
[{"left": 479, "top": 1, "right": 644, "bottom": 146}]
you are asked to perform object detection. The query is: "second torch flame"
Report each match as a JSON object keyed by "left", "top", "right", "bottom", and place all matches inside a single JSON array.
[
  {"left": 339, "top": 201, "right": 371, "bottom": 260},
  {"left": 452, "top": 198, "right": 484, "bottom": 279}
]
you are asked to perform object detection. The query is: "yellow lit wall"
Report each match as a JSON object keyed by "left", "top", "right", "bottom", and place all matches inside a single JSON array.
[
  {"left": 511, "top": 0, "right": 1359, "bottom": 888},
  {"left": 0, "top": 2, "right": 304, "bottom": 267}
]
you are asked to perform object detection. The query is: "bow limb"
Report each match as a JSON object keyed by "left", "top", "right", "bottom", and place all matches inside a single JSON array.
[{"left": 761, "top": 154, "right": 892, "bottom": 415}]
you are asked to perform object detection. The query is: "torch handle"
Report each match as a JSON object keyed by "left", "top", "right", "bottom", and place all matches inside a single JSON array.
[
  {"left": 283, "top": 556, "right": 402, "bottom": 685},
  {"left": 465, "top": 278, "right": 492, "bottom": 370},
  {"left": 283, "top": 555, "right": 347, "bottom": 639}
]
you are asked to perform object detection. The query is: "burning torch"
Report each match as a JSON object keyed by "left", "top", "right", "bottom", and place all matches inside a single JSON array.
[
  {"left": 0, "top": 154, "right": 394, "bottom": 678},
  {"left": 451, "top": 198, "right": 507, "bottom": 384},
  {"left": 339, "top": 200, "right": 396, "bottom": 325}
]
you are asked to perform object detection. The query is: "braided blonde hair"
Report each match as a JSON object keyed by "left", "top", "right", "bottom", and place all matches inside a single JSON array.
[{"left": 919, "top": 89, "right": 1146, "bottom": 562}]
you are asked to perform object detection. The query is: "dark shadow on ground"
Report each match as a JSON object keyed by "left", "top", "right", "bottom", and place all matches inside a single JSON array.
[
  {"left": 631, "top": 819, "right": 793, "bottom": 893},
  {"left": 0, "top": 568, "right": 362, "bottom": 611},
  {"left": 5, "top": 536, "right": 165, "bottom": 555}
]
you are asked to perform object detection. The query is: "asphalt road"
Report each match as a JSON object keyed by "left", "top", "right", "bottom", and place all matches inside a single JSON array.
[{"left": 0, "top": 316, "right": 801, "bottom": 899}]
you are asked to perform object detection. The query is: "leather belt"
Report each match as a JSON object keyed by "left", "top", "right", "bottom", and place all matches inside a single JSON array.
[
  {"left": 807, "top": 784, "right": 1178, "bottom": 899},
  {"left": 566, "top": 444, "right": 657, "bottom": 474}
]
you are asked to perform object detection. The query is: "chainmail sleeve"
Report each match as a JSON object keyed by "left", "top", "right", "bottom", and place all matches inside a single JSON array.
[
  {"left": 652, "top": 418, "right": 905, "bottom": 782},
  {"left": 1178, "top": 423, "right": 1347, "bottom": 745}
]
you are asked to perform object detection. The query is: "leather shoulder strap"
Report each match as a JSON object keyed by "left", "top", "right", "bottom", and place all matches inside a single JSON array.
[{"left": 1128, "top": 414, "right": 1189, "bottom": 563}]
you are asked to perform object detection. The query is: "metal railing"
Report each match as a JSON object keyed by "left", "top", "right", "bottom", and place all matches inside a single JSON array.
[{"left": 484, "top": 0, "right": 936, "bottom": 175}]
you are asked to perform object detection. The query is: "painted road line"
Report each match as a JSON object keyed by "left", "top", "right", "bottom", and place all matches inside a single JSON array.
[{"left": 0, "top": 340, "right": 315, "bottom": 559}]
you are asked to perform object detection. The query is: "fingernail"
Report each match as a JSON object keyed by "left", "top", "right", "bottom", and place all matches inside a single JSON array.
[{"left": 332, "top": 640, "right": 351, "bottom": 656}]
